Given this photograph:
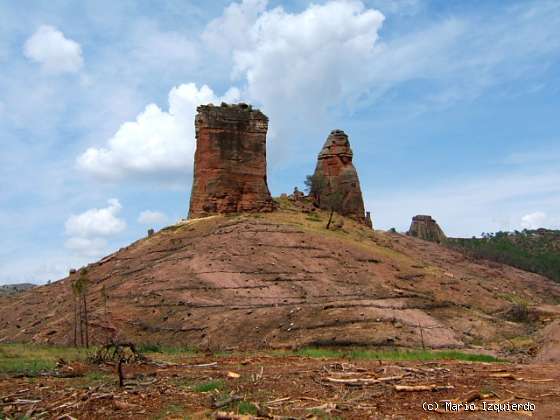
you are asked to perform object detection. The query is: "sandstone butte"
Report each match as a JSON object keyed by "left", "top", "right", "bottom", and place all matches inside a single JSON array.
[
  {"left": 407, "top": 214, "right": 447, "bottom": 243},
  {"left": 188, "top": 103, "right": 274, "bottom": 219},
  {"left": 312, "top": 129, "right": 368, "bottom": 223}
]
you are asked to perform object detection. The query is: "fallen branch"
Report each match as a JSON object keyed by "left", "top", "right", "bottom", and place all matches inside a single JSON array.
[
  {"left": 324, "top": 374, "right": 405, "bottom": 386},
  {"left": 394, "top": 384, "right": 454, "bottom": 392},
  {"left": 489, "top": 373, "right": 554, "bottom": 383},
  {"left": 212, "top": 395, "right": 242, "bottom": 409},
  {"left": 265, "top": 396, "right": 291, "bottom": 405}
]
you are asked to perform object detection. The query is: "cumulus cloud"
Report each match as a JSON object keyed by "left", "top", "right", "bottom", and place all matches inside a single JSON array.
[
  {"left": 138, "top": 210, "right": 168, "bottom": 225},
  {"left": 64, "top": 199, "right": 126, "bottom": 258},
  {"left": 229, "top": 1, "right": 385, "bottom": 119},
  {"left": 521, "top": 212, "right": 548, "bottom": 230},
  {"left": 205, "top": 0, "right": 560, "bottom": 119},
  {"left": 64, "top": 237, "right": 108, "bottom": 258},
  {"left": 65, "top": 198, "right": 126, "bottom": 237},
  {"left": 202, "top": 0, "right": 268, "bottom": 56},
  {"left": 77, "top": 83, "right": 240, "bottom": 180},
  {"left": 23, "top": 25, "right": 83, "bottom": 73}
]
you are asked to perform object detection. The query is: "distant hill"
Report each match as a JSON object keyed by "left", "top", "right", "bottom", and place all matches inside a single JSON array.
[
  {"left": 447, "top": 229, "right": 560, "bottom": 283},
  {"left": 0, "top": 283, "right": 36, "bottom": 295}
]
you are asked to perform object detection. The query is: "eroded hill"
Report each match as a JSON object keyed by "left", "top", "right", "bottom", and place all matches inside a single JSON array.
[{"left": 1, "top": 202, "right": 559, "bottom": 360}]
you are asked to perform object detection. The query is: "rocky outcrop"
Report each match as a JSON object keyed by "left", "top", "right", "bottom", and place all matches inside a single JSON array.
[
  {"left": 365, "top": 211, "right": 373, "bottom": 229},
  {"left": 407, "top": 215, "right": 446, "bottom": 243},
  {"left": 312, "top": 129, "right": 367, "bottom": 223},
  {"left": 188, "top": 103, "right": 274, "bottom": 218}
]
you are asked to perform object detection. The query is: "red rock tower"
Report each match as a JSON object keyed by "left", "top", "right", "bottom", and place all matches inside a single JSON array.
[
  {"left": 312, "top": 129, "right": 367, "bottom": 223},
  {"left": 188, "top": 103, "right": 274, "bottom": 218},
  {"left": 407, "top": 215, "right": 446, "bottom": 243}
]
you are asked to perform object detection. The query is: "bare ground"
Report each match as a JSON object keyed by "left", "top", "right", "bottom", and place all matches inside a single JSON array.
[{"left": 1, "top": 353, "right": 559, "bottom": 419}]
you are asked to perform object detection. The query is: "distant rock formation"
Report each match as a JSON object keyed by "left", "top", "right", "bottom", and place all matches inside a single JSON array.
[
  {"left": 365, "top": 211, "right": 373, "bottom": 229},
  {"left": 0, "top": 283, "right": 36, "bottom": 296},
  {"left": 312, "top": 129, "right": 367, "bottom": 223},
  {"left": 188, "top": 103, "right": 275, "bottom": 218},
  {"left": 407, "top": 215, "right": 446, "bottom": 243}
]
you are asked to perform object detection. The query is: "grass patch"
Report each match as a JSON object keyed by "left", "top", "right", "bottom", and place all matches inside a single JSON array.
[
  {"left": 236, "top": 401, "right": 258, "bottom": 415},
  {"left": 0, "top": 343, "right": 90, "bottom": 375},
  {"left": 137, "top": 343, "right": 198, "bottom": 355},
  {"left": 305, "top": 212, "right": 322, "bottom": 222},
  {"left": 308, "top": 409, "right": 342, "bottom": 420},
  {"left": 192, "top": 379, "right": 225, "bottom": 393},
  {"left": 84, "top": 371, "right": 111, "bottom": 382},
  {"left": 293, "top": 347, "right": 502, "bottom": 363},
  {"left": 153, "top": 403, "right": 186, "bottom": 420}
]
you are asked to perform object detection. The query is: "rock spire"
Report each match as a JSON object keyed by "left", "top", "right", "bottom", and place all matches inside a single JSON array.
[
  {"left": 188, "top": 103, "right": 274, "bottom": 218},
  {"left": 311, "top": 129, "right": 367, "bottom": 223},
  {"left": 407, "top": 215, "right": 446, "bottom": 243}
]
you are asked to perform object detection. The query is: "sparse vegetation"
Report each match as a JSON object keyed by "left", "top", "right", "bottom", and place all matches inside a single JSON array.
[
  {"left": 192, "top": 379, "right": 225, "bottom": 393},
  {"left": 507, "top": 303, "right": 530, "bottom": 323},
  {"left": 305, "top": 174, "right": 344, "bottom": 229},
  {"left": 236, "top": 401, "right": 258, "bottom": 415},
  {"left": 293, "top": 347, "right": 502, "bottom": 362},
  {"left": 448, "top": 229, "right": 560, "bottom": 283},
  {"left": 153, "top": 404, "right": 186, "bottom": 420},
  {"left": 71, "top": 268, "right": 91, "bottom": 348},
  {"left": 84, "top": 370, "right": 111, "bottom": 382},
  {"left": 138, "top": 343, "right": 198, "bottom": 355},
  {"left": 0, "top": 343, "right": 90, "bottom": 375}
]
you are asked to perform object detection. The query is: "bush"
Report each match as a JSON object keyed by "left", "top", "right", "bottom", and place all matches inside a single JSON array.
[{"left": 508, "top": 303, "right": 530, "bottom": 323}]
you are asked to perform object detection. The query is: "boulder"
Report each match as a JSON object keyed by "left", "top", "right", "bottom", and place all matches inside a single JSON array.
[{"left": 188, "top": 104, "right": 275, "bottom": 218}]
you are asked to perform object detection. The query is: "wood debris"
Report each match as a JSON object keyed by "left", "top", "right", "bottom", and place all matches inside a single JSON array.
[{"left": 394, "top": 384, "right": 454, "bottom": 392}]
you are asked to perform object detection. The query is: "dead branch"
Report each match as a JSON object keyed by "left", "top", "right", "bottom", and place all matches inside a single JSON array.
[
  {"left": 394, "top": 384, "right": 454, "bottom": 392},
  {"left": 324, "top": 374, "right": 405, "bottom": 386}
]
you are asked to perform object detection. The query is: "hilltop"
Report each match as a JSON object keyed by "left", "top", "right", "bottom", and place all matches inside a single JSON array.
[{"left": 1, "top": 198, "right": 559, "bottom": 362}]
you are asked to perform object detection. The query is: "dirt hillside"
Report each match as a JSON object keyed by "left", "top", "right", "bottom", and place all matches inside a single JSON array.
[{"left": 1, "top": 201, "right": 559, "bottom": 359}]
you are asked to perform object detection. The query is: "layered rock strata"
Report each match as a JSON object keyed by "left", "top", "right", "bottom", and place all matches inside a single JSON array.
[
  {"left": 407, "top": 215, "right": 446, "bottom": 243},
  {"left": 188, "top": 103, "right": 274, "bottom": 218},
  {"left": 312, "top": 129, "right": 367, "bottom": 223}
]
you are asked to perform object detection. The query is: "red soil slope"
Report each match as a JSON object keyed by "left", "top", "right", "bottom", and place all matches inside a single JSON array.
[{"left": 1, "top": 205, "right": 559, "bottom": 358}]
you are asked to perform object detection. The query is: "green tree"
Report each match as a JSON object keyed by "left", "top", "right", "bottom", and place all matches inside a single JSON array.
[{"left": 305, "top": 174, "right": 344, "bottom": 230}]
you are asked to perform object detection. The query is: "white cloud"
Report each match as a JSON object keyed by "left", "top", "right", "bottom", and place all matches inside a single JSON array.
[
  {"left": 64, "top": 237, "right": 108, "bottom": 258},
  {"left": 138, "top": 210, "right": 168, "bottom": 225},
  {"left": 205, "top": 0, "right": 560, "bottom": 121},
  {"left": 23, "top": 25, "right": 83, "bottom": 73},
  {"left": 230, "top": 1, "right": 385, "bottom": 119},
  {"left": 65, "top": 198, "right": 126, "bottom": 237},
  {"left": 367, "top": 0, "right": 423, "bottom": 16},
  {"left": 130, "top": 24, "right": 199, "bottom": 70},
  {"left": 521, "top": 212, "right": 548, "bottom": 230},
  {"left": 202, "top": 0, "right": 268, "bottom": 56},
  {"left": 77, "top": 83, "right": 240, "bottom": 180}
]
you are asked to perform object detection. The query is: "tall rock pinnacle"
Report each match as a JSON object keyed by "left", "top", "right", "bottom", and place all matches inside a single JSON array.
[
  {"left": 407, "top": 215, "right": 446, "bottom": 243},
  {"left": 188, "top": 103, "right": 274, "bottom": 219},
  {"left": 312, "top": 129, "right": 367, "bottom": 223}
]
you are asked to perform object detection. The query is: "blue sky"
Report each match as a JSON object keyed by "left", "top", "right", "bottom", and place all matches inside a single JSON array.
[{"left": 1, "top": 0, "right": 559, "bottom": 285}]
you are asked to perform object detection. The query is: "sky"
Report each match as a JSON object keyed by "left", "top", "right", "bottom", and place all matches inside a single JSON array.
[{"left": 1, "top": 0, "right": 560, "bottom": 285}]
